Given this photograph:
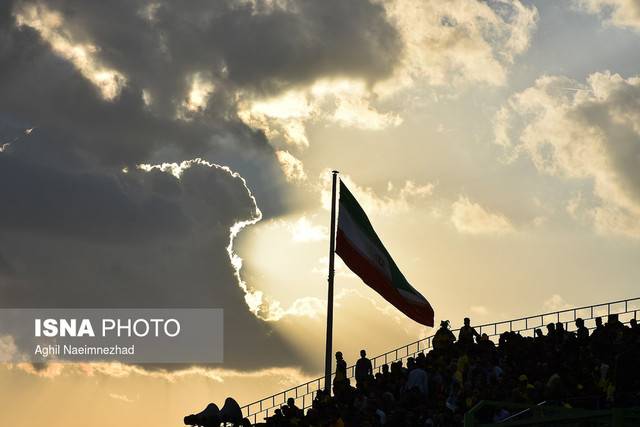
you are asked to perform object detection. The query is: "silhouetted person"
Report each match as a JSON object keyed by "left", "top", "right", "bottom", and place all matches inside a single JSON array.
[
  {"left": 219, "top": 398, "right": 243, "bottom": 426},
  {"left": 555, "top": 321, "right": 568, "bottom": 343},
  {"left": 458, "top": 317, "right": 480, "bottom": 347},
  {"left": 222, "top": 306, "right": 640, "bottom": 427},
  {"left": 355, "top": 349, "right": 373, "bottom": 388},
  {"left": 266, "top": 409, "right": 284, "bottom": 427},
  {"left": 184, "top": 399, "right": 243, "bottom": 427},
  {"left": 405, "top": 357, "right": 428, "bottom": 395},
  {"left": 286, "top": 397, "right": 302, "bottom": 419},
  {"left": 477, "top": 332, "right": 495, "bottom": 353},
  {"left": 591, "top": 316, "right": 608, "bottom": 360},
  {"left": 545, "top": 322, "right": 556, "bottom": 340},
  {"left": 433, "top": 320, "right": 455, "bottom": 351},
  {"left": 184, "top": 403, "right": 219, "bottom": 427},
  {"left": 333, "top": 351, "right": 348, "bottom": 393},
  {"left": 546, "top": 322, "right": 555, "bottom": 333},
  {"left": 607, "top": 313, "right": 622, "bottom": 328},
  {"left": 575, "top": 318, "right": 589, "bottom": 343}
]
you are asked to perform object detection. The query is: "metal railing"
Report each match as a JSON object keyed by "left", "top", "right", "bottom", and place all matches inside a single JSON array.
[{"left": 241, "top": 296, "right": 640, "bottom": 424}]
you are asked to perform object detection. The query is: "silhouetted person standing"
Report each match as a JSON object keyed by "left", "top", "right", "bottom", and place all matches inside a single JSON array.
[
  {"left": 555, "top": 321, "right": 568, "bottom": 343},
  {"left": 355, "top": 349, "right": 373, "bottom": 388},
  {"left": 591, "top": 316, "right": 609, "bottom": 361},
  {"left": 458, "top": 317, "right": 480, "bottom": 347},
  {"left": 575, "top": 318, "right": 589, "bottom": 343},
  {"left": 433, "top": 320, "right": 455, "bottom": 351},
  {"left": 285, "top": 397, "right": 302, "bottom": 419},
  {"left": 546, "top": 322, "right": 555, "bottom": 335},
  {"left": 333, "top": 351, "right": 348, "bottom": 394}
]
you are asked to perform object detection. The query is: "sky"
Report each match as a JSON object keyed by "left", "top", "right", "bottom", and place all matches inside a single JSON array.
[{"left": 1, "top": 0, "right": 640, "bottom": 425}]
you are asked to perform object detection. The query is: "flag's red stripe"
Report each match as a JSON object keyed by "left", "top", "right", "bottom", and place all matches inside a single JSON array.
[{"left": 336, "top": 229, "right": 434, "bottom": 326}]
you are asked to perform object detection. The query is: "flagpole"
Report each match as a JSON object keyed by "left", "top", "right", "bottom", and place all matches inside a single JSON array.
[{"left": 324, "top": 170, "right": 339, "bottom": 392}]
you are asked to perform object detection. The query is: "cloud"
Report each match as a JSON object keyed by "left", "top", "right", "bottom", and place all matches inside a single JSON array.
[
  {"left": 320, "top": 171, "right": 435, "bottom": 216},
  {"left": 576, "top": 0, "right": 640, "bottom": 30},
  {"left": 135, "top": 158, "right": 280, "bottom": 324},
  {"left": 566, "top": 192, "right": 583, "bottom": 219},
  {"left": 0, "top": 0, "right": 402, "bottom": 192},
  {"left": 179, "top": 72, "right": 216, "bottom": 117},
  {"left": 14, "top": 3, "right": 127, "bottom": 100},
  {"left": 0, "top": 154, "right": 300, "bottom": 370},
  {"left": 13, "top": 360, "right": 311, "bottom": 386},
  {"left": 451, "top": 196, "right": 514, "bottom": 235},
  {"left": 0, "top": 0, "right": 537, "bottom": 379},
  {"left": 10, "top": 0, "right": 401, "bottom": 99},
  {"left": 108, "top": 393, "right": 136, "bottom": 404},
  {"left": 543, "top": 294, "right": 572, "bottom": 312},
  {"left": 382, "top": 0, "right": 538, "bottom": 88},
  {"left": 238, "top": 79, "right": 402, "bottom": 148},
  {"left": 470, "top": 305, "right": 489, "bottom": 316},
  {"left": 0, "top": 335, "right": 18, "bottom": 361},
  {"left": 288, "top": 217, "right": 327, "bottom": 242},
  {"left": 495, "top": 72, "right": 640, "bottom": 238},
  {"left": 0, "top": 0, "right": 415, "bottom": 373},
  {"left": 275, "top": 150, "right": 307, "bottom": 182},
  {"left": 237, "top": 0, "right": 538, "bottom": 151}
]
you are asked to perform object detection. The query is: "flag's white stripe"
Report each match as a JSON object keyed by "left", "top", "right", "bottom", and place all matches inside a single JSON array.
[{"left": 338, "top": 202, "right": 392, "bottom": 282}]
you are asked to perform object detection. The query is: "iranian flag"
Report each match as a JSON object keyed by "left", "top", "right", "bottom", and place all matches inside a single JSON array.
[{"left": 335, "top": 181, "right": 434, "bottom": 326}]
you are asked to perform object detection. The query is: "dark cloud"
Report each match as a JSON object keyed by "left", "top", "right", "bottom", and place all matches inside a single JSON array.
[
  {"left": 35, "top": 0, "right": 401, "bottom": 95},
  {"left": 0, "top": 157, "right": 304, "bottom": 369},
  {"left": 0, "top": 0, "right": 401, "bottom": 206},
  {"left": 0, "top": 252, "right": 13, "bottom": 276},
  {"left": 0, "top": 0, "right": 401, "bottom": 371},
  {"left": 0, "top": 155, "right": 191, "bottom": 240},
  {"left": 569, "top": 81, "right": 640, "bottom": 205}
]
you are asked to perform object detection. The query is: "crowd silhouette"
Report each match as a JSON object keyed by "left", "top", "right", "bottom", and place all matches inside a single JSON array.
[{"left": 258, "top": 314, "right": 640, "bottom": 426}]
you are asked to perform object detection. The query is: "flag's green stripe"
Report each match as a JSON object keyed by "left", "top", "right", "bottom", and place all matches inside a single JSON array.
[{"left": 339, "top": 181, "right": 421, "bottom": 298}]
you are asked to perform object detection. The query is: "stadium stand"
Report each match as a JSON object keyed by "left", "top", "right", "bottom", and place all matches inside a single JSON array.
[{"left": 231, "top": 297, "right": 640, "bottom": 426}]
